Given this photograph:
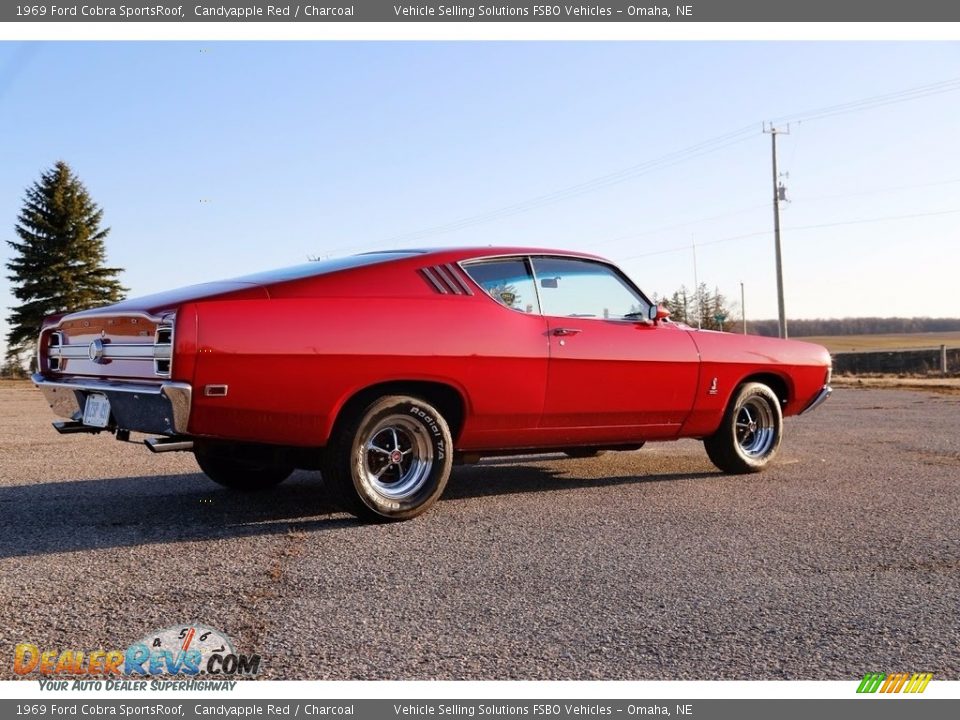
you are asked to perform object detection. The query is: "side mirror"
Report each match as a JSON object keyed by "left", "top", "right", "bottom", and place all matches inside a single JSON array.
[{"left": 654, "top": 305, "right": 671, "bottom": 322}]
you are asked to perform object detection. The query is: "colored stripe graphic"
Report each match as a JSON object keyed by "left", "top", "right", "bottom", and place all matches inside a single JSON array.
[
  {"left": 857, "top": 672, "right": 932, "bottom": 694},
  {"left": 881, "top": 672, "right": 909, "bottom": 693},
  {"left": 904, "top": 673, "right": 933, "bottom": 693},
  {"left": 857, "top": 673, "right": 886, "bottom": 693}
]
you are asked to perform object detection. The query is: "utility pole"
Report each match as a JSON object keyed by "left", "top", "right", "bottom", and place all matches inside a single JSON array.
[
  {"left": 740, "top": 281, "right": 747, "bottom": 335},
  {"left": 763, "top": 123, "right": 789, "bottom": 339},
  {"left": 691, "top": 236, "right": 701, "bottom": 329}
]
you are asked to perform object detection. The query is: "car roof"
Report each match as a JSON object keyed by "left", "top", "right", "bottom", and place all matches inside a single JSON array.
[
  {"left": 63, "top": 247, "right": 619, "bottom": 319},
  {"left": 370, "top": 246, "right": 609, "bottom": 263},
  {"left": 228, "top": 247, "right": 611, "bottom": 287}
]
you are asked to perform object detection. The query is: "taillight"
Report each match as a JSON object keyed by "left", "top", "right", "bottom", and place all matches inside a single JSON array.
[
  {"left": 154, "top": 322, "right": 173, "bottom": 376},
  {"left": 47, "top": 331, "right": 64, "bottom": 372}
]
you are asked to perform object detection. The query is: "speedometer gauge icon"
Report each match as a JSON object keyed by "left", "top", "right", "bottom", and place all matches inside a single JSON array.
[{"left": 136, "top": 623, "right": 236, "bottom": 674}]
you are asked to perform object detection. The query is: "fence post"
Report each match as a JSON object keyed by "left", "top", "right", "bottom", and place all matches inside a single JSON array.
[{"left": 942, "top": 345, "right": 948, "bottom": 376}]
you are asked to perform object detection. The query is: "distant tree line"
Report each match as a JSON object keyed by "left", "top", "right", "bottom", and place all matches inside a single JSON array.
[
  {"left": 746, "top": 317, "right": 960, "bottom": 338},
  {"left": 652, "top": 284, "right": 960, "bottom": 337}
]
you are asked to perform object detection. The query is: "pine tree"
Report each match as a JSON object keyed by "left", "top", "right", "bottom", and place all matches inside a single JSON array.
[
  {"left": 5, "top": 161, "right": 126, "bottom": 365},
  {"left": 663, "top": 286, "right": 691, "bottom": 325},
  {"left": 711, "top": 286, "right": 729, "bottom": 331},
  {"left": 661, "top": 284, "right": 734, "bottom": 330},
  {"left": 1, "top": 357, "right": 28, "bottom": 379}
]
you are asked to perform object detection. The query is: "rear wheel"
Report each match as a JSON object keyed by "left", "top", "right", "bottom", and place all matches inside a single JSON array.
[
  {"left": 704, "top": 382, "right": 783, "bottom": 474},
  {"left": 322, "top": 395, "right": 453, "bottom": 522},
  {"left": 564, "top": 448, "right": 601, "bottom": 459},
  {"left": 194, "top": 444, "right": 293, "bottom": 491}
]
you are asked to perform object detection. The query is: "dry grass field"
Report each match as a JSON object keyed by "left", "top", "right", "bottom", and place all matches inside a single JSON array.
[
  {"left": 832, "top": 375, "right": 960, "bottom": 395},
  {"left": 800, "top": 330, "right": 960, "bottom": 353},
  {"left": 0, "top": 378, "right": 31, "bottom": 389}
]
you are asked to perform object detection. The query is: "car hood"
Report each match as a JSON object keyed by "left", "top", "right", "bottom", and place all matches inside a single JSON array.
[{"left": 687, "top": 328, "right": 832, "bottom": 367}]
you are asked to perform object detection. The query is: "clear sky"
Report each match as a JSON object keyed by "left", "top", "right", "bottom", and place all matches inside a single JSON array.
[{"left": 1, "top": 41, "right": 958, "bottom": 356}]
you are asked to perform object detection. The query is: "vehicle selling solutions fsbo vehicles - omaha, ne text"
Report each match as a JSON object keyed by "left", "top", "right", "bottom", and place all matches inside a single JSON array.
[{"left": 33, "top": 248, "right": 832, "bottom": 521}]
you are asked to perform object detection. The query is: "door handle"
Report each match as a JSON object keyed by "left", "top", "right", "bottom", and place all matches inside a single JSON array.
[{"left": 552, "top": 327, "right": 582, "bottom": 337}]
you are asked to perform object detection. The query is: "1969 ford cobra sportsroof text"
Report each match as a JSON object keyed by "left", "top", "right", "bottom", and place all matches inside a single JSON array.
[{"left": 34, "top": 248, "right": 831, "bottom": 521}]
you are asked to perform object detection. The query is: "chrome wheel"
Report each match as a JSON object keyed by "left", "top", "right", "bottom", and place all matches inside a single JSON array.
[
  {"left": 360, "top": 414, "right": 434, "bottom": 501},
  {"left": 736, "top": 397, "right": 776, "bottom": 457},
  {"left": 704, "top": 382, "right": 783, "bottom": 474},
  {"left": 735, "top": 397, "right": 777, "bottom": 458},
  {"left": 327, "top": 395, "right": 453, "bottom": 521}
]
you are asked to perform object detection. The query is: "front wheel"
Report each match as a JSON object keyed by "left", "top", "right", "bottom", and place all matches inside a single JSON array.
[
  {"left": 704, "top": 382, "right": 783, "bottom": 474},
  {"left": 322, "top": 395, "right": 453, "bottom": 522}
]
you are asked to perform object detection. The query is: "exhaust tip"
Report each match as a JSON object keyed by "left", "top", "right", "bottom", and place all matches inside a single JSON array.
[{"left": 144, "top": 437, "right": 194, "bottom": 453}]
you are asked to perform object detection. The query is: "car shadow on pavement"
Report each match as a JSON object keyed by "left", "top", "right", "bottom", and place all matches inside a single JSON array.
[
  {"left": 0, "top": 463, "right": 717, "bottom": 558},
  {"left": 444, "top": 462, "right": 716, "bottom": 500}
]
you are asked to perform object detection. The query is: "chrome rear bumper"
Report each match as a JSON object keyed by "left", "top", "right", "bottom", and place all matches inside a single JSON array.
[
  {"left": 32, "top": 373, "right": 192, "bottom": 436},
  {"left": 799, "top": 384, "right": 832, "bottom": 415}
]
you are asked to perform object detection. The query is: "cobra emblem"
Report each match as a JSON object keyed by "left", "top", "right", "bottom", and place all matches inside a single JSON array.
[{"left": 88, "top": 338, "right": 105, "bottom": 364}]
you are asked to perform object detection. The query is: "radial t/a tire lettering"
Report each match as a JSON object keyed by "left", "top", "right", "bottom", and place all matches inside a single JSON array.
[
  {"left": 704, "top": 382, "right": 783, "bottom": 474},
  {"left": 322, "top": 395, "right": 453, "bottom": 522}
]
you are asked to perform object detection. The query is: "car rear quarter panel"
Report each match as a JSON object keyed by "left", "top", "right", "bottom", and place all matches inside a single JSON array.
[
  {"left": 184, "top": 295, "right": 550, "bottom": 447},
  {"left": 680, "top": 331, "right": 831, "bottom": 437}
]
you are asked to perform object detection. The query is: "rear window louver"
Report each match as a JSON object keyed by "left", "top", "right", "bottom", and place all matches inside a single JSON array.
[{"left": 420, "top": 264, "right": 474, "bottom": 295}]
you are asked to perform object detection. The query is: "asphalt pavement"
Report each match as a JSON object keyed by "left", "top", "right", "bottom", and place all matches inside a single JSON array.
[{"left": 1, "top": 383, "right": 957, "bottom": 680}]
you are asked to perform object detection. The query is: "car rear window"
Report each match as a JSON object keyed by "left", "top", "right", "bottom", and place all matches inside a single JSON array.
[{"left": 462, "top": 258, "right": 541, "bottom": 314}]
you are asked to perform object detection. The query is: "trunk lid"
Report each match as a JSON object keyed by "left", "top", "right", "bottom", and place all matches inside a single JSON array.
[{"left": 39, "top": 282, "right": 268, "bottom": 381}]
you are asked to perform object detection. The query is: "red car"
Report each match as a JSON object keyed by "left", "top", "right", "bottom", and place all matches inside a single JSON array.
[{"left": 33, "top": 248, "right": 831, "bottom": 521}]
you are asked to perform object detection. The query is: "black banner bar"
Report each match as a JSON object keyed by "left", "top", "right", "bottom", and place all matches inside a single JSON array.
[
  {"left": 5, "top": 0, "right": 960, "bottom": 23},
  {"left": 2, "top": 700, "right": 959, "bottom": 720}
]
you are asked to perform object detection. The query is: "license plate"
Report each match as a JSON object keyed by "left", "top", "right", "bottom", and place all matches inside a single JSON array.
[{"left": 82, "top": 393, "right": 111, "bottom": 428}]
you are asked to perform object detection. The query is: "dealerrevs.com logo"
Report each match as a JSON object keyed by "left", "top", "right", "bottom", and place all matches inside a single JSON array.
[
  {"left": 857, "top": 672, "right": 933, "bottom": 694},
  {"left": 14, "top": 623, "right": 261, "bottom": 682}
]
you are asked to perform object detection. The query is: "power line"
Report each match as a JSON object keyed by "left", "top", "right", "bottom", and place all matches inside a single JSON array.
[
  {"left": 595, "top": 175, "right": 960, "bottom": 254},
  {"left": 385, "top": 135, "right": 757, "bottom": 244},
  {"left": 321, "top": 126, "right": 758, "bottom": 256},
  {"left": 786, "top": 206, "right": 960, "bottom": 232},
  {"left": 798, "top": 176, "right": 960, "bottom": 203},
  {"left": 589, "top": 202, "right": 771, "bottom": 248},
  {"left": 620, "top": 206, "right": 960, "bottom": 261},
  {"left": 321, "top": 75, "right": 960, "bottom": 257},
  {"left": 556, "top": 175, "right": 960, "bottom": 256},
  {"left": 769, "top": 76, "right": 960, "bottom": 125}
]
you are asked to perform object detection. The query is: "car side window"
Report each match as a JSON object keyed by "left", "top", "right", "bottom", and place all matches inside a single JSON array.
[
  {"left": 531, "top": 257, "right": 649, "bottom": 320},
  {"left": 462, "top": 258, "right": 541, "bottom": 314}
]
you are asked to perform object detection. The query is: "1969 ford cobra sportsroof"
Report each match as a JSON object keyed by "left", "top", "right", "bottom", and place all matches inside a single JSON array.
[{"left": 33, "top": 247, "right": 831, "bottom": 521}]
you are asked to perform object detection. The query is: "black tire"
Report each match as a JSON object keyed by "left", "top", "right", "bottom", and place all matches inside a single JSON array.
[
  {"left": 704, "top": 382, "right": 783, "bottom": 474},
  {"left": 564, "top": 448, "right": 601, "bottom": 459},
  {"left": 194, "top": 444, "right": 293, "bottom": 491},
  {"left": 322, "top": 395, "right": 453, "bottom": 522}
]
